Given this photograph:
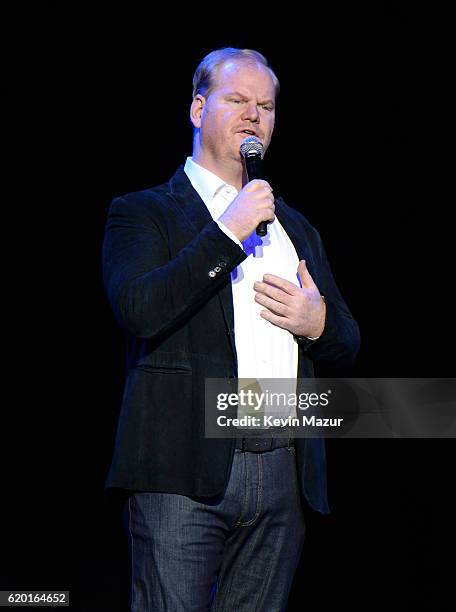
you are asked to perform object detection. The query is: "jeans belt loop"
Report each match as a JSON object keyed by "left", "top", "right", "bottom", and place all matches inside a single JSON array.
[{"left": 287, "top": 432, "right": 293, "bottom": 450}]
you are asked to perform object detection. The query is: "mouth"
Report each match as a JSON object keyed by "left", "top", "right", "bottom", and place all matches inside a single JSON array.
[{"left": 238, "top": 129, "right": 258, "bottom": 137}]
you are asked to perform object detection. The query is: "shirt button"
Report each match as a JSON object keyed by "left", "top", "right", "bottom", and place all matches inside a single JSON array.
[
  {"left": 214, "top": 266, "right": 221, "bottom": 272},
  {"left": 209, "top": 270, "right": 216, "bottom": 278}
]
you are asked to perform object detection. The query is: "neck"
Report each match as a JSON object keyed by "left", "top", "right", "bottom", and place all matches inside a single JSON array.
[{"left": 192, "top": 148, "right": 247, "bottom": 192}]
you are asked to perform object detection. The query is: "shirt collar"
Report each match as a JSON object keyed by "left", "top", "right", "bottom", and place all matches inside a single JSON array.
[{"left": 184, "top": 157, "right": 237, "bottom": 205}]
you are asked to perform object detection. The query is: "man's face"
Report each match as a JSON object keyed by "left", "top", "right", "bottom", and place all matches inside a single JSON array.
[{"left": 192, "top": 60, "right": 276, "bottom": 164}]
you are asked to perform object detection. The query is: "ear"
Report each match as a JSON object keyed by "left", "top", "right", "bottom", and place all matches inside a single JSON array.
[{"left": 190, "top": 94, "right": 206, "bottom": 129}]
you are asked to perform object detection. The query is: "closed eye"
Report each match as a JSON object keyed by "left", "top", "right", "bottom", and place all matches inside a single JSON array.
[{"left": 228, "top": 98, "right": 273, "bottom": 111}]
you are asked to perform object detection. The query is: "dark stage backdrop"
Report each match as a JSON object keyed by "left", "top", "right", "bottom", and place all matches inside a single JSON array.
[{"left": 2, "top": 3, "right": 453, "bottom": 611}]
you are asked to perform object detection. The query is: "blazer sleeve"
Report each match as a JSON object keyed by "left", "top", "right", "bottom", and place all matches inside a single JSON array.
[
  {"left": 102, "top": 195, "right": 247, "bottom": 339},
  {"left": 306, "top": 228, "right": 361, "bottom": 367}
]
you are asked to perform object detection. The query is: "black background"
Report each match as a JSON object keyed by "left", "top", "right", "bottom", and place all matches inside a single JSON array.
[{"left": 1, "top": 2, "right": 453, "bottom": 610}]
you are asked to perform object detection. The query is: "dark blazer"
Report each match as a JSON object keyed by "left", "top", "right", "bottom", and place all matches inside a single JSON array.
[{"left": 102, "top": 165, "right": 360, "bottom": 514}]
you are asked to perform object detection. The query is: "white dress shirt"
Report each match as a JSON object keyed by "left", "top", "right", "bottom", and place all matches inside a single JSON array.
[{"left": 184, "top": 157, "right": 300, "bottom": 423}]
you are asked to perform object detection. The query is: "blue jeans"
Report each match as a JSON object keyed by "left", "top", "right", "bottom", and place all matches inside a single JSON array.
[{"left": 125, "top": 445, "right": 305, "bottom": 611}]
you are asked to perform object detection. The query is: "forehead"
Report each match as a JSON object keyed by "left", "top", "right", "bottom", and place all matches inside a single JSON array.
[{"left": 213, "top": 60, "right": 275, "bottom": 99}]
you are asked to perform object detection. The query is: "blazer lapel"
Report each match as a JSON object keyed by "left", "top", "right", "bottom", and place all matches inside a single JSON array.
[
  {"left": 168, "top": 165, "right": 213, "bottom": 231},
  {"left": 274, "top": 197, "right": 312, "bottom": 263},
  {"left": 168, "top": 166, "right": 237, "bottom": 364}
]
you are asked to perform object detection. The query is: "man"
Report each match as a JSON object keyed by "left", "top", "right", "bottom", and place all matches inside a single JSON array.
[{"left": 102, "top": 47, "right": 360, "bottom": 611}]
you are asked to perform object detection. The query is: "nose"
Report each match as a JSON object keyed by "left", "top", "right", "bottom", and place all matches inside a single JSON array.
[{"left": 241, "top": 103, "right": 260, "bottom": 123}]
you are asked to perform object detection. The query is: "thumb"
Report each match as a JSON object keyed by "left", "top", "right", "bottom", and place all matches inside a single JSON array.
[{"left": 297, "top": 259, "right": 313, "bottom": 288}]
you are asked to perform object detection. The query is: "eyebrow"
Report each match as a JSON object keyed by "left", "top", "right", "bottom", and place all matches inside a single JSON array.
[{"left": 225, "top": 91, "right": 275, "bottom": 106}]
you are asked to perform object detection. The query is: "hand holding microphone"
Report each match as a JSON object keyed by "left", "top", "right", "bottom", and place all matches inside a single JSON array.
[
  {"left": 240, "top": 136, "right": 269, "bottom": 237},
  {"left": 218, "top": 136, "right": 274, "bottom": 242},
  {"left": 218, "top": 179, "right": 275, "bottom": 242}
]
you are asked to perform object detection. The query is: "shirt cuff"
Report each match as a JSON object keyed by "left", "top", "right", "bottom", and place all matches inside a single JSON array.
[{"left": 216, "top": 220, "right": 243, "bottom": 249}]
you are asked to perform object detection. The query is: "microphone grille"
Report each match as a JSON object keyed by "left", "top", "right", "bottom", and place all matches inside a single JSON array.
[{"left": 240, "top": 135, "right": 264, "bottom": 159}]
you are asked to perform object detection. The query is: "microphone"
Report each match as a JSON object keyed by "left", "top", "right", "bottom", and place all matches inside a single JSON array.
[{"left": 239, "top": 136, "right": 268, "bottom": 237}]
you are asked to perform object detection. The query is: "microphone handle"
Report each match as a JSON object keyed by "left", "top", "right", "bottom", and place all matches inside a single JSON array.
[{"left": 244, "top": 153, "right": 268, "bottom": 237}]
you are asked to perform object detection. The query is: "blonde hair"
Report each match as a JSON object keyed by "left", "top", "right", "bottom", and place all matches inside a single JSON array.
[{"left": 192, "top": 47, "right": 280, "bottom": 100}]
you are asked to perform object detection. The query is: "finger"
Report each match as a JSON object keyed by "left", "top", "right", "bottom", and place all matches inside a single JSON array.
[
  {"left": 260, "top": 309, "right": 289, "bottom": 330},
  {"left": 255, "top": 292, "right": 290, "bottom": 316},
  {"left": 262, "top": 273, "right": 300, "bottom": 296},
  {"left": 254, "top": 281, "right": 291, "bottom": 305},
  {"left": 250, "top": 179, "right": 271, "bottom": 190},
  {"left": 297, "top": 260, "right": 316, "bottom": 289}
]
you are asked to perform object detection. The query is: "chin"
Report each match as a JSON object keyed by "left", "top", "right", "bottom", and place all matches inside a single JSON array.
[{"left": 233, "top": 153, "right": 244, "bottom": 165}]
